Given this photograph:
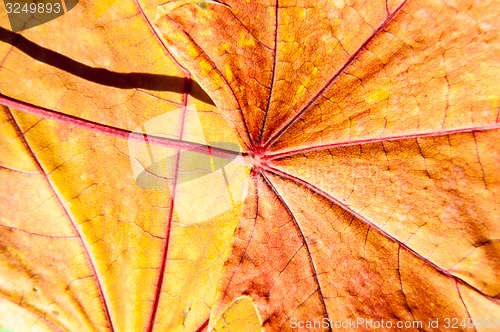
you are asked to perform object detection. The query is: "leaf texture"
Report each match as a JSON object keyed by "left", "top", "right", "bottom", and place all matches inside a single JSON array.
[{"left": 0, "top": 0, "right": 499, "bottom": 331}]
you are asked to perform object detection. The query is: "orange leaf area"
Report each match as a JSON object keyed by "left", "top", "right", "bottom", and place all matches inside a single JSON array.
[{"left": 1, "top": 0, "right": 499, "bottom": 331}]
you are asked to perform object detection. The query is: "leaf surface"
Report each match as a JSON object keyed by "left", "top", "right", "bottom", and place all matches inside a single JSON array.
[
  {"left": 0, "top": 1, "right": 244, "bottom": 331},
  {"left": 154, "top": 0, "right": 500, "bottom": 330},
  {"left": 1, "top": 0, "right": 499, "bottom": 331}
]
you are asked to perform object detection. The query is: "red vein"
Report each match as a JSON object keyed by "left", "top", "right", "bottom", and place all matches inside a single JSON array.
[
  {"left": 4, "top": 108, "right": 115, "bottom": 331},
  {"left": 455, "top": 280, "right": 476, "bottom": 332},
  {"left": 146, "top": 81, "right": 188, "bottom": 331},
  {"left": 266, "top": 123, "right": 500, "bottom": 161},
  {"left": 133, "top": 0, "right": 190, "bottom": 75},
  {"left": 167, "top": 17, "right": 253, "bottom": 150},
  {"left": 397, "top": 246, "right": 415, "bottom": 321},
  {"left": 225, "top": 8, "right": 273, "bottom": 51},
  {"left": 262, "top": 0, "right": 409, "bottom": 149},
  {"left": 263, "top": 164, "right": 500, "bottom": 301},
  {"left": 0, "top": 93, "right": 249, "bottom": 163},
  {"left": 131, "top": 3, "right": 211, "bottom": 328},
  {"left": 256, "top": 0, "right": 280, "bottom": 145},
  {"left": 195, "top": 318, "right": 209, "bottom": 332},
  {"left": 472, "top": 131, "right": 489, "bottom": 191},
  {"left": 261, "top": 172, "right": 332, "bottom": 332}
]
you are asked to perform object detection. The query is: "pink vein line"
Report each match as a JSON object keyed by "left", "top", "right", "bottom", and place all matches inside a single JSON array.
[
  {"left": 0, "top": 93, "right": 249, "bottom": 163},
  {"left": 133, "top": 0, "right": 248, "bottom": 154},
  {"left": 195, "top": 318, "right": 209, "bottom": 332},
  {"left": 256, "top": 0, "right": 280, "bottom": 144},
  {"left": 3, "top": 108, "right": 115, "bottom": 331},
  {"left": 265, "top": 123, "right": 500, "bottom": 160},
  {"left": 146, "top": 81, "right": 189, "bottom": 331},
  {"left": 263, "top": 164, "right": 500, "bottom": 301},
  {"left": 262, "top": 0, "right": 409, "bottom": 149},
  {"left": 168, "top": 18, "right": 253, "bottom": 150},
  {"left": 455, "top": 280, "right": 475, "bottom": 331},
  {"left": 261, "top": 172, "right": 332, "bottom": 332},
  {"left": 131, "top": 1, "right": 196, "bottom": 329},
  {"left": 133, "top": 0, "right": 189, "bottom": 75}
]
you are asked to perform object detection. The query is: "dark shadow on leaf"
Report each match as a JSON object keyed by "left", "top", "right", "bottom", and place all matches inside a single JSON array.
[{"left": 0, "top": 27, "right": 215, "bottom": 105}]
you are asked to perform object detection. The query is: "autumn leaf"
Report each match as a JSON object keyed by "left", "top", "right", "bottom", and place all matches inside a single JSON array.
[
  {"left": 0, "top": 1, "right": 245, "bottom": 331},
  {"left": 1, "top": 0, "right": 499, "bottom": 332}
]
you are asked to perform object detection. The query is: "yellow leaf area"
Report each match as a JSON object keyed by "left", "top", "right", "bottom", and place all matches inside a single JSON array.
[
  {"left": 155, "top": 0, "right": 500, "bottom": 331},
  {"left": 0, "top": 0, "right": 251, "bottom": 331}
]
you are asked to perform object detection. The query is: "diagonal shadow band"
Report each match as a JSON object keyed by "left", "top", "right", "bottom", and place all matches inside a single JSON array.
[{"left": 0, "top": 27, "right": 215, "bottom": 105}]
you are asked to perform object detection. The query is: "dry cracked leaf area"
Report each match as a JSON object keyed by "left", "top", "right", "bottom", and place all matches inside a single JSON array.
[{"left": 0, "top": 0, "right": 499, "bottom": 331}]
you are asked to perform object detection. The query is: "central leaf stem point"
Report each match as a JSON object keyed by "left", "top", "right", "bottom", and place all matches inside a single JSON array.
[
  {"left": 251, "top": 153, "right": 269, "bottom": 176},
  {"left": 253, "top": 154, "right": 267, "bottom": 171},
  {"left": 250, "top": 143, "right": 269, "bottom": 174}
]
